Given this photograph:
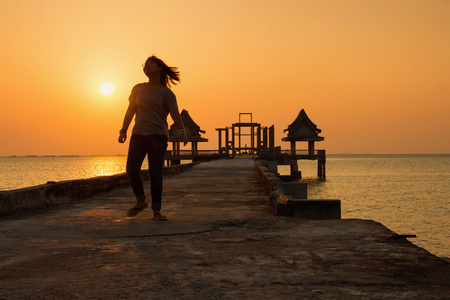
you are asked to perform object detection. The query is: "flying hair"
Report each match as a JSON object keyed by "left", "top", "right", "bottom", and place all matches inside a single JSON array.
[{"left": 145, "top": 55, "right": 180, "bottom": 88}]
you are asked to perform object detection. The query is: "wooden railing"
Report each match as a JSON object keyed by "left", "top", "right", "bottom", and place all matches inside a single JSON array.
[
  {"left": 166, "top": 150, "right": 223, "bottom": 156},
  {"left": 259, "top": 149, "right": 326, "bottom": 158},
  {"left": 166, "top": 149, "right": 325, "bottom": 160}
]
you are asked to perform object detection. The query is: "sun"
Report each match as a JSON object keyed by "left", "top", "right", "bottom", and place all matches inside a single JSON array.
[{"left": 99, "top": 82, "right": 115, "bottom": 96}]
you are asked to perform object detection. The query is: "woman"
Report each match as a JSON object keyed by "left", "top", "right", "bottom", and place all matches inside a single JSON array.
[{"left": 118, "top": 55, "right": 188, "bottom": 220}]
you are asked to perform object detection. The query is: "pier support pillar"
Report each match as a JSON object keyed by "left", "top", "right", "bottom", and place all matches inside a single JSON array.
[
  {"left": 225, "top": 128, "right": 230, "bottom": 155},
  {"left": 290, "top": 141, "right": 296, "bottom": 156},
  {"left": 256, "top": 125, "right": 261, "bottom": 156},
  {"left": 317, "top": 150, "right": 326, "bottom": 180},
  {"left": 308, "top": 141, "right": 315, "bottom": 156},
  {"left": 191, "top": 142, "right": 198, "bottom": 156},
  {"left": 232, "top": 125, "right": 236, "bottom": 157},
  {"left": 269, "top": 125, "right": 275, "bottom": 155},
  {"left": 290, "top": 163, "right": 299, "bottom": 176},
  {"left": 169, "top": 159, "right": 181, "bottom": 166},
  {"left": 217, "top": 130, "right": 222, "bottom": 154}
]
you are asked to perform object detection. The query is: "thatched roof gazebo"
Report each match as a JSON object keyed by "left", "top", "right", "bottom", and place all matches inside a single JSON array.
[
  {"left": 169, "top": 109, "right": 208, "bottom": 158},
  {"left": 282, "top": 109, "right": 324, "bottom": 156}
]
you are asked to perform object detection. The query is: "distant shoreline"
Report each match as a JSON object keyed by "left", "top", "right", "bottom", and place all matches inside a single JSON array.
[{"left": 1, "top": 153, "right": 449, "bottom": 157}]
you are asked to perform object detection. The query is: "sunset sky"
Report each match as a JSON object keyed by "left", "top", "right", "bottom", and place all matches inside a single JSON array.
[{"left": 1, "top": 0, "right": 449, "bottom": 155}]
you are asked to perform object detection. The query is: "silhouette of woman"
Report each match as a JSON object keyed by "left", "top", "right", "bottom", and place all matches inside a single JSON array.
[{"left": 118, "top": 55, "right": 188, "bottom": 220}]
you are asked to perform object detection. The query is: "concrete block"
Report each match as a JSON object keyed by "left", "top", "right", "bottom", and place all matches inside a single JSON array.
[
  {"left": 267, "top": 161, "right": 278, "bottom": 174},
  {"left": 282, "top": 182, "right": 307, "bottom": 199},
  {"left": 287, "top": 199, "right": 341, "bottom": 220},
  {"left": 291, "top": 171, "right": 302, "bottom": 178}
]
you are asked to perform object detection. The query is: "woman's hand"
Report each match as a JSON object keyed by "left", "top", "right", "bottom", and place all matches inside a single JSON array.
[
  {"left": 180, "top": 131, "right": 188, "bottom": 146},
  {"left": 118, "top": 132, "right": 127, "bottom": 143},
  {"left": 118, "top": 101, "right": 135, "bottom": 144}
]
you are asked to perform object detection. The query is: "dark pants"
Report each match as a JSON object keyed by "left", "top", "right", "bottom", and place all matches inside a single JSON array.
[{"left": 126, "top": 134, "right": 168, "bottom": 211}]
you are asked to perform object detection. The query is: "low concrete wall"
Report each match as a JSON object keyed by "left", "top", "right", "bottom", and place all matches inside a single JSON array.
[
  {"left": 255, "top": 162, "right": 282, "bottom": 194},
  {"left": 282, "top": 182, "right": 307, "bottom": 199},
  {"left": 255, "top": 162, "right": 288, "bottom": 214},
  {"left": 0, "top": 163, "right": 197, "bottom": 218},
  {"left": 255, "top": 161, "right": 341, "bottom": 219}
]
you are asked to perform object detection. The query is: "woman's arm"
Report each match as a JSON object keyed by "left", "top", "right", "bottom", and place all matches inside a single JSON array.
[{"left": 118, "top": 101, "right": 136, "bottom": 143}]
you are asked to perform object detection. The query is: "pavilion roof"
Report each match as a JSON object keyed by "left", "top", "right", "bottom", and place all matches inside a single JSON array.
[
  {"left": 169, "top": 109, "right": 208, "bottom": 142},
  {"left": 282, "top": 109, "right": 324, "bottom": 141}
]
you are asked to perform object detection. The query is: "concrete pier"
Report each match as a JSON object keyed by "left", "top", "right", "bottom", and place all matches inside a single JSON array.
[{"left": 1, "top": 158, "right": 449, "bottom": 299}]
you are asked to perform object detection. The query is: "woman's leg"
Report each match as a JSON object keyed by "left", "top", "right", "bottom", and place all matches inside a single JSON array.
[
  {"left": 126, "top": 135, "right": 148, "bottom": 203},
  {"left": 147, "top": 135, "right": 168, "bottom": 211}
]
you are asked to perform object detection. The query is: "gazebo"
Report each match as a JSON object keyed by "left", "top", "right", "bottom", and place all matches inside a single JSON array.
[
  {"left": 168, "top": 109, "right": 208, "bottom": 164},
  {"left": 282, "top": 109, "right": 324, "bottom": 156},
  {"left": 282, "top": 109, "right": 326, "bottom": 179}
]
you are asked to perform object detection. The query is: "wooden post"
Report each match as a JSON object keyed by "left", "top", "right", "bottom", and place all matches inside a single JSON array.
[
  {"left": 191, "top": 142, "right": 198, "bottom": 156},
  {"left": 317, "top": 150, "right": 326, "bottom": 180},
  {"left": 238, "top": 124, "right": 241, "bottom": 154},
  {"left": 318, "top": 159, "right": 323, "bottom": 179},
  {"left": 262, "top": 127, "right": 268, "bottom": 150},
  {"left": 308, "top": 140, "right": 315, "bottom": 156},
  {"left": 269, "top": 125, "right": 274, "bottom": 155},
  {"left": 226, "top": 127, "right": 230, "bottom": 155},
  {"left": 256, "top": 124, "right": 261, "bottom": 155},
  {"left": 217, "top": 129, "right": 222, "bottom": 154},
  {"left": 290, "top": 161, "right": 299, "bottom": 176},
  {"left": 232, "top": 125, "right": 236, "bottom": 157}
]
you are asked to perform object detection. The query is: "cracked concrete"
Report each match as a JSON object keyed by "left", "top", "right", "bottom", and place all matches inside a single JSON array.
[{"left": 1, "top": 158, "right": 449, "bottom": 299}]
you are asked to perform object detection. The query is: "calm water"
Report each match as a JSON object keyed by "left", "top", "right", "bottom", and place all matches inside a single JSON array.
[
  {"left": 1, "top": 154, "right": 449, "bottom": 258},
  {"left": 279, "top": 154, "right": 450, "bottom": 259},
  {"left": 0, "top": 156, "right": 128, "bottom": 190}
]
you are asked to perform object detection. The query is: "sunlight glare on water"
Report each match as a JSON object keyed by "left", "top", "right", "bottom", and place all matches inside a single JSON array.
[{"left": 0, "top": 156, "right": 127, "bottom": 190}]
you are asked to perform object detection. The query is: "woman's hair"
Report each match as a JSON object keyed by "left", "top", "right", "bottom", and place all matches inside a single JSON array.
[{"left": 144, "top": 55, "right": 180, "bottom": 87}]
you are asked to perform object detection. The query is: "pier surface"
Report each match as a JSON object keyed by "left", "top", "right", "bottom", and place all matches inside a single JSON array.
[{"left": 1, "top": 158, "right": 449, "bottom": 299}]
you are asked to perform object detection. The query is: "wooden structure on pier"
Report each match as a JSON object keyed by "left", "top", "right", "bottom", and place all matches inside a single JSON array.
[
  {"left": 283, "top": 109, "right": 324, "bottom": 155},
  {"left": 215, "top": 113, "right": 275, "bottom": 157},
  {"left": 166, "top": 110, "right": 326, "bottom": 179},
  {"left": 281, "top": 109, "right": 326, "bottom": 179},
  {"left": 168, "top": 110, "right": 209, "bottom": 165}
]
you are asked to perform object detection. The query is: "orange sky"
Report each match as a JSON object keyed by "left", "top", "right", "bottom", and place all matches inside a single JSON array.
[{"left": 1, "top": 0, "right": 449, "bottom": 155}]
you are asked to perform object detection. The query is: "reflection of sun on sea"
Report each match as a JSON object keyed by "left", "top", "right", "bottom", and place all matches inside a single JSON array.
[{"left": 99, "top": 82, "right": 115, "bottom": 96}]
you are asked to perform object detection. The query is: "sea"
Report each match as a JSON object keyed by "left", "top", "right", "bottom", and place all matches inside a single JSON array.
[{"left": 1, "top": 154, "right": 449, "bottom": 259}]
